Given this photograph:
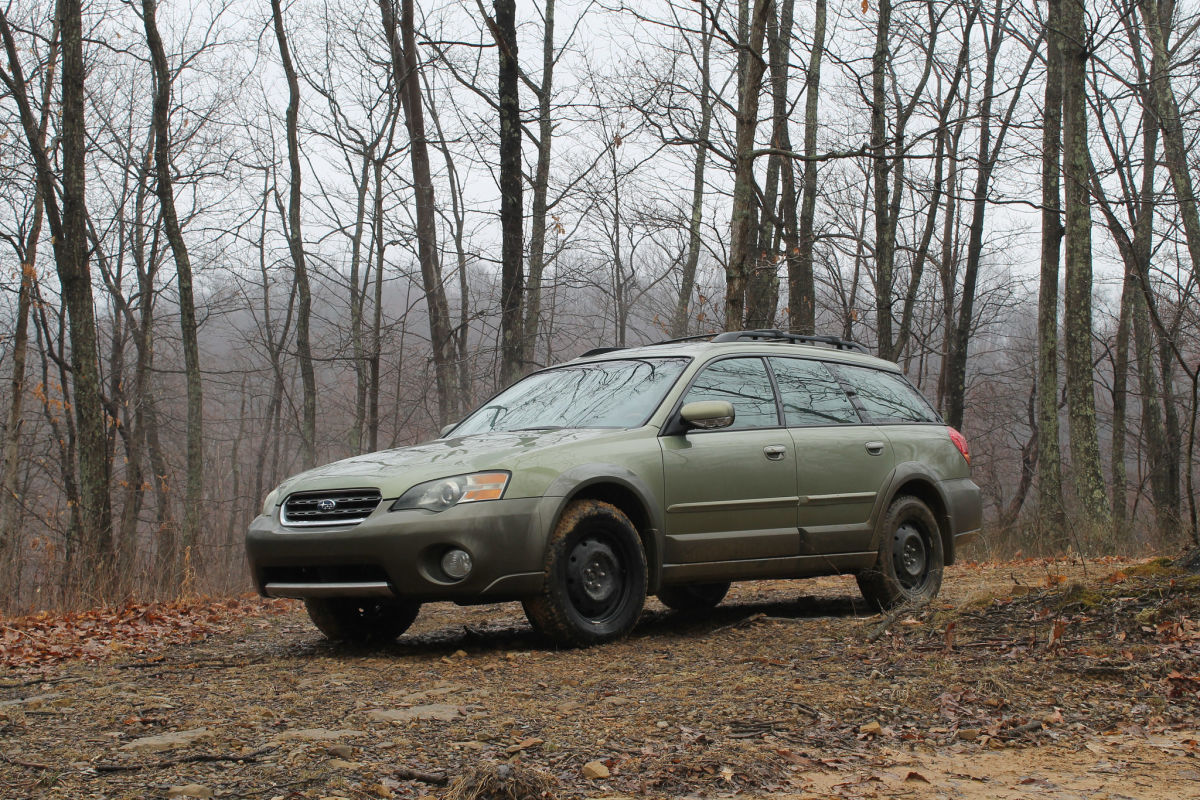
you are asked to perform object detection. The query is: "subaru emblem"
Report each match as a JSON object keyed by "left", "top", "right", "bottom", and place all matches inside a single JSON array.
[{"left": 317, "top": 498, "right": 337, "bottom": 512}]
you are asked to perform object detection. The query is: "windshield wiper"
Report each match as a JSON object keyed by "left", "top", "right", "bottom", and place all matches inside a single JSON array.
[{"left": 510, "top": 425, "right": 566, "bottom": 432}]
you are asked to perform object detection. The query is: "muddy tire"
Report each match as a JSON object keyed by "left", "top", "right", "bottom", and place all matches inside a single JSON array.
[
  {"left": 522, "top": 499, "right": 647, "bottom": 647},
  {"left": 857, "top": 495, "right": 944, "bottom": 610},
  {"left": 304, "top": 597, "right": 420, "bottom": 643},
  {"left": 657, "top": 582, "right": 730, "bottom": 614}
]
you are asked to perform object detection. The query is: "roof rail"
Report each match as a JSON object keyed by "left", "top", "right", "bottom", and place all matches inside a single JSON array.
[
  {"left": 578, "top": 346, "right": 627, "bottom": 358},
  {"left": 648, "top": 333, "right": 719, "bottom": 345},
  {"left": 710, "top": 329, "right": 870, "bottom": 353}
]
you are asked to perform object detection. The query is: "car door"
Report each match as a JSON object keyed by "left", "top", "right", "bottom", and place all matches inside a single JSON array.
[
  {"left": 767, "top": 357, "right": 895, "bottom": 556},
  {"left": 659, "top": 356, "right": 798, "bottom": 567}
]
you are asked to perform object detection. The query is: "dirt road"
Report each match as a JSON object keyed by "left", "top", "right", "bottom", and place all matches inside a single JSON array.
[{"left": 2, "top": 558, "right": 1198, "bottom": 799}]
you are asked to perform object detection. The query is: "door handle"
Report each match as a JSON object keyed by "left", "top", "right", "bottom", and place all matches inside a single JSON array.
[
  {"left": 763, "top": 444, "right": 787, "bottom": 461},
  {"left": 865, "top": 441, "right": 886, "bottom": 456}
]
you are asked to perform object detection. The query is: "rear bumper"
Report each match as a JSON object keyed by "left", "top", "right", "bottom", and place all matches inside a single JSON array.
[
  {"left": 941, "top": 476, "right": 983, "bottom": 560},
  {"left": 245, "top": 497, "right": 547, "bottom": 602}
]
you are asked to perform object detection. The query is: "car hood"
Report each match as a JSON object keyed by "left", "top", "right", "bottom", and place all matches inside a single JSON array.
[{"left": 271, "top": 427, "right": 635, "bottom": 500}]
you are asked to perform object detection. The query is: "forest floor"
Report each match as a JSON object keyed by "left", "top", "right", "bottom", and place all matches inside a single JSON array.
[{"left": 2, "top": 557, "right": 1199, "bottom": 800}]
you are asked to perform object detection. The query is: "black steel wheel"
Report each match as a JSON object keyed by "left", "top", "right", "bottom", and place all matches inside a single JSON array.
[
  {"left": 523, "top": 499, "right": 647, "bottom": 647},
  {"left": 857, "top": 495, "right": 944, "bottom": 610},
  {"left": 657, "top": 582, "right": 731, "bottom": 614},
  {"left": 304, "top": 597, "right": 420, "bottom": 644}
]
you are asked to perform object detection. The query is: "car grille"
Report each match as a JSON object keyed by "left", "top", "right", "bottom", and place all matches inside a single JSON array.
[{"left": 281, "top": 488, "right": 382, "bottom": 527}]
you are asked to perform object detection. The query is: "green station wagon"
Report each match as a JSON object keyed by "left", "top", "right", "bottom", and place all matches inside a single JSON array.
[{"left": 246, "top": 330, "right": 982, "bottom": 647}]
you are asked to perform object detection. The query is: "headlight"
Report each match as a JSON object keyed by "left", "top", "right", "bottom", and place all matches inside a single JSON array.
[
  {"left": 261, "top": 488, "right": 281, "bottom": 517},
  {"left": 390, "top": 472, "right": 510, "bottom": 513}
]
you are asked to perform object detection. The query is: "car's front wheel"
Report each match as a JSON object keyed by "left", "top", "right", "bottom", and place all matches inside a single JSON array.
[
  {"left": 657, "top": 581, "right": 730, "bottom": 614},
  {"left": 857, "top": 495, "right": 944, "bottom": 610},
  {"left": 523, "top": 499, "right": 647, "bottom": 647},
  {"left": 304, "top": 597, "right": 420, "bottom": 643}
]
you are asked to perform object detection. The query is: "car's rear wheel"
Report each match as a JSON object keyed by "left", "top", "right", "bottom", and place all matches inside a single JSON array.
[
  {"left": 657, "top": 582, "right": 730, "bottom": 614},
  {"left": 857, "top": 495, "right": 944, "bottom": 610},
  {"left": 304, "top": 597, "right": 420, "bottom": 643},
  {"left": 523, "top": 499, "right": 647, "bottom": 647}
]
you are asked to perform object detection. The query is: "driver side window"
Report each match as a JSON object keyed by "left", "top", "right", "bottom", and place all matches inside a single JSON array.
[{"left": 681, "top": 357, "right": 779, "bottom": 429}]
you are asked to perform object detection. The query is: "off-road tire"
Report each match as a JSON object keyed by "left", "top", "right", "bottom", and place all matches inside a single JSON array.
[
  {"left": 857, "top": 495, "right": 944, "bottom": 611},
  {"left": 657, "top": 582, "right": 730, "bottom": 614},
  {"left": 304, "top": 597, "right": 420, "bottom": 643},
  {"left": 522, "top": 499, "right": 647, "bottom": 647}
]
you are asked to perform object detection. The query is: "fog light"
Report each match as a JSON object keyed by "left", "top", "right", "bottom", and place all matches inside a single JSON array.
[{"left": 441, "top": 548, "right": 473, "bottom": 580}]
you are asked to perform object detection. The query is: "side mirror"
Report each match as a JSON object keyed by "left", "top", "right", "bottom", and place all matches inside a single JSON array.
[
  {"left": 679, "top": 400, "right": 735, "bottom": 431},
  {"left": 439, "top": 423, "right": 457, "bottom": 438}
]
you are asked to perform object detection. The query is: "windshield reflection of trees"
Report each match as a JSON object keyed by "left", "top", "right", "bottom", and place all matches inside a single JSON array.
[{"left": 460, "top": 358, "right": 687, "bottom": 433}]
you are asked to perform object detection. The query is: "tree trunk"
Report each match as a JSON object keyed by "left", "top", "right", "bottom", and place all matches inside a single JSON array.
[
  {"left": 523, "top": 0, "right": 556, "bottom": 363},
  {"left": 2, "top": 2, "right": 115, "bottom": 588},
  {"left": 1140, "top": 0, "right": 1200, "bottom": 289},
  {"left": 745, "top": 0, "right": 792, "bottom": 330},
  {"left": 0, "top": 11, "right": 58, "bottom": 566},
  {"left": 670, "top": 0, "right": 713, "bottom": 338},
  {"left": 143, "top": 0, "right": 204, "bottom": 581},
  {"left": 1111, "top": 266, "right": 1133, "bottom": 532},
  {"left": 945, "top": 0, "right": 1006, "bottom": 430},
  {"left": 726, "top": 0, "right": 770, "bottom": 329},
  {"left": 870, "top": 0, "right": 894, "bottom": 357},
  {"left": 380, "top": 0, "right": 457, "bottom": 425},
  {"left": 490, "top": 0, "right": 524, "bottom": 385},
  {"left": 270, "top": 0, "right": 319, "bottom": 468},
  {"left": 349, "top": 151, "right": 372, "bottom": 454},
  {"left": 0, "top": 198, "right": 40, "bottom": 567},
  {"left": 1037, "top": 0, "right": 1067, "bottom": 542},
  {"left": 788, "top": 0, "right": 825, "bottom": 335},
  {"left": 1061, "top": 0, "right": 1109, "bottom": 530},
  {"left": 369, "top": 158, "right": 386, "bottom": 449}
]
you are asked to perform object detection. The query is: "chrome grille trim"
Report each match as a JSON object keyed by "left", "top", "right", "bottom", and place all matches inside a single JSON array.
[
  {"left": 281, "top": 488, "right": 382, "bottom": 528},
  {"left": 264, "top": 581, "right": 394, "bottom": 598}
]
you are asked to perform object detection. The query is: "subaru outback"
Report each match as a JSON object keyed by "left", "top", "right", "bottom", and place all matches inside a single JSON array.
[{"left": 246, "top": 330, "right": 982, "bottom": 647}]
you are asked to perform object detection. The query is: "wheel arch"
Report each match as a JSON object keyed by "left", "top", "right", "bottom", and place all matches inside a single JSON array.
[
  {"left": 878, "top": 466, "right": 956, "bottom": 566},
  {"left": 541, "top": 467, "right": 665, "bottom": 593}
]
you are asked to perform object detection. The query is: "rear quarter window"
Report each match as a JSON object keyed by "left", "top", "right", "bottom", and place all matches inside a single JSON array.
[
  {"left": 834, "top": 363, "right": 940, "bottom": 424},
  {"left": 767, "top": 357, "right": 860, "bottom": 425}
]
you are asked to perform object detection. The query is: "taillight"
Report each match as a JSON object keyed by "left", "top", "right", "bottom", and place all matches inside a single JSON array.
[{"left": 947, "top": 426, "right": 970, "bottom": 465}]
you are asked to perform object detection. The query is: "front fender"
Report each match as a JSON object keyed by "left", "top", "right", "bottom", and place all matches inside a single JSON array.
[{"left": 535, "top": 464, "right": 667, "bottom": 592}]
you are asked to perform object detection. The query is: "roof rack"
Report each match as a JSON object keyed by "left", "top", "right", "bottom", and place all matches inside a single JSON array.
[
  {"left": 579, "top": 333, "right": 717, "bottom": 358},
  {"left": 649, "top": 333, "right": 719, "bottom": 345},
  {"left": 578, "top": 346, "right": 627, "bottom": 358},
  {"left": 576, "top": 330, "right": 869, "bottom": 358},
  {"left": 710, "top": 329, "right": 870, "bottom": 353}
]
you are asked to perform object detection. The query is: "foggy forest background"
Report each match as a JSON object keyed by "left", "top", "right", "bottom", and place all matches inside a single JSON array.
[{"left": 2, "top": 0, "right": 1199, "bottom": 611}]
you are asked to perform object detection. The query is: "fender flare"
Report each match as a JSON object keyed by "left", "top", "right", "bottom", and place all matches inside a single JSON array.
[
  {"left": 534, "top": 465, "right": 666, "bottom": 593},
  {"left": 869, "top": 462, "right": 958, "bottom": 565}
]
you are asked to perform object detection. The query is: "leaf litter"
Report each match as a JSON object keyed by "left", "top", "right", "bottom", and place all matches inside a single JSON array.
[{"left": 1, "top": 558, "right": 1197, "bottom": 799}]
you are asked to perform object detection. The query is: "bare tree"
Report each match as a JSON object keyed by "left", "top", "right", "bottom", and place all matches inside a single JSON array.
[
  {"left": 270, "top": 0, "right": 318, "bottom": 468},
  {"left": 141, "top": 0, "right": 203, "bottom": 578},
  {"left": 726, "top": 0, "right": 770, "bottom": 328},
  {"left": 1, "top": 2, "right": 113, "bottom": 588},
  {"left": 1061, "top": 0, "right": 1109, "bottom": 528},
  {"left": 1037, "top": 0, "right": 1067, "bottom": 542},
  {"left": 481, "top": 0, "right": 524, "bottom": 384},
  {"left": 787, "top": 0, "right": 824, "bottom": 335},
  {"left": 379, "top": 0, "right": 458, "bottom": 424}
]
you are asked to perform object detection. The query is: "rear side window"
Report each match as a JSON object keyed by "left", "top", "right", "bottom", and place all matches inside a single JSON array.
[
  {"left": 835, "top": 364, "right": 940, "bottom": 423},
  {"left": 682, "top": 357, "right": 779, "bottom": 429},
  {"left": 768, "top": 357, "right": 860, "bottom": 426}
]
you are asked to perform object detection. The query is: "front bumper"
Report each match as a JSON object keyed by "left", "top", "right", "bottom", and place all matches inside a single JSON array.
[{"left": 245, "top": 496, "right": 547, "bottom": 602}]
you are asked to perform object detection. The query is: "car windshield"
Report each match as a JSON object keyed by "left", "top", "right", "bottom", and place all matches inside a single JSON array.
[{"left": 452, "top": 357, "right": 690, "bottom": 434}]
